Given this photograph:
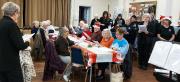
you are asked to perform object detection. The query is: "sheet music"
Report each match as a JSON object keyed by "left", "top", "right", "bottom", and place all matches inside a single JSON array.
[
  {"left": 148, "top": 41, "right": 173, "bottom": 68},
  {"left": 164, "top": 44, "right": 180, "bottom": 74},
  {"left": 154, "top": 69, "right": 170, "bottom": 74},
  {"left": 22, "top": 33, "right": 34, "bottom": 42},
  {"left": 138, "top": 25, "right": 147, "bottom": 32}
]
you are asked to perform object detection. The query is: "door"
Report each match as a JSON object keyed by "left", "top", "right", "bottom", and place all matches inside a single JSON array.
[{"left": 79, "top": 6, "right": 91, "bottom": 24}]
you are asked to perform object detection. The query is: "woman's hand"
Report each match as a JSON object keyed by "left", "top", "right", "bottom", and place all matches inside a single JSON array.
[
  {"left": 144, "top": 30, "right": 149, "bottom": 34},
  {"left": 112, "top": 47, "right": 117, "bottom": 51}
]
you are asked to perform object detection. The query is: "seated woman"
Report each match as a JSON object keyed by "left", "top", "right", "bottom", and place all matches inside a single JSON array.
[
  {"left": 96, "top": 29, "right": 114, "bottom": 80},
  {"left": 157, "top": 18, "right": 175, "bottom": 41},
  {"left": 54, "top": 26, "right": 79, "bottom": 81},
  {"left": 91, "top": 22, "right": 102, "bottom": 42}
]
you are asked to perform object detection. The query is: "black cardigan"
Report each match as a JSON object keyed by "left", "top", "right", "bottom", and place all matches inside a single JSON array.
[{"left": 0, "top": 16, "right": 28, "bottom": 71}]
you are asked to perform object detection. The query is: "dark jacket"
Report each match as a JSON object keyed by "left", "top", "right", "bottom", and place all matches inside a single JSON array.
[
  {"left": 138, "top": 21, "right": 156, "bottom": 38},
  {"left": 0, "top": 16, "right": 28, "bottom": 71},
  {"left": 90, "top": 18, "right": 99, "bottom": 32},
  {"left": 99, "top": 17, "right": 110, "bottom": 31},
  {"left": 31, "top": 26, "right": 39, "bottom": 39},
  {"left": 124, "top": 22, "right": 139, "bottom": 45},
  {"left": 114, "top": 18, "right": 125, "bottom": 27},
  {"left": 175, "top": 26, "right": 180, "bottom": 42},
  {"left": 55, "top": 36, "right": 74, "bottom": 56},
  {"left": 39, "top": 28, "right": 47, "bottom": 47}
]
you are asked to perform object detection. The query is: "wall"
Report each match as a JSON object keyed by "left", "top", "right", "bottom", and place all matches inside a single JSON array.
[
  {"left": 156, "top": 0, "right": 180, "bottom": 25},
  {"left": 70, "top": 0, "right": 124, "bottom": 26},
  {"left": 133, "top": 0, "right": 156, "bottom": 2}
]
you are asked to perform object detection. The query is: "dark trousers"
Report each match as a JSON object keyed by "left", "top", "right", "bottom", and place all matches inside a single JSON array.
[
  {"left": 98, "top": 63, "right": 109, "bottom": 75},
  {"left": 177, "top": 74, "right": 180, "bottom": 82},
  {"left": 137, "top": 37, "right": 152, "bottom": 67},
  {"left": 0, "top": 70, "right": 23, "bottom": 82}
]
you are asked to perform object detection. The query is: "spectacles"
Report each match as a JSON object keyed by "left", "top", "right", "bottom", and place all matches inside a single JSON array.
[{"left": 116, "top": 33, "right": 123, "bottom": 37}]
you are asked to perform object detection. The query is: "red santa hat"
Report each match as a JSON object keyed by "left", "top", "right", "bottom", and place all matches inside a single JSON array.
[{"left": 160, "top": 15, "right": 172, "bottom": 20}]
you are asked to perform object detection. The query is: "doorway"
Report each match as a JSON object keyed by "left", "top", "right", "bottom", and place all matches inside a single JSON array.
[{"left": 79, "top": 6, "right": 91, "bottom": 24}]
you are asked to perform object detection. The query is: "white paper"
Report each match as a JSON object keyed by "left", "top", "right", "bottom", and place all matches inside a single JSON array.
[
  {"left": 154, "top": 69, "right": 170, "bottom": 74},
  {"left": 148, "top": 41, "right": 173, "bottom": 68},
  {"left": 138, "top": 25, "right": 147, "bottom": 32},
  {"left": 164, "top": 44, "right": 180, "bottom": 74},
  {"left": 78, "top": 42, "right": 89, "bottom": 48},
  {"left": 79, "top": 36, "right": 86, "bottom": 42},
  {"left": 22, "top": 33, "right": 34, "bottom": 42},
  {"left": 68, "top": 35, "right": 79, "bottom": 43}
]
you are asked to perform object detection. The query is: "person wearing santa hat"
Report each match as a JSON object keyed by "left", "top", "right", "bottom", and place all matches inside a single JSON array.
[
  {"left": 90, "top": 22, "right": 102, "bottom": 42},
  {"left": 90, "top": 14, "right": 100, "bottom": 33},
  {"left": 157, "top": 17, "right": 175, "bottom": 41}
]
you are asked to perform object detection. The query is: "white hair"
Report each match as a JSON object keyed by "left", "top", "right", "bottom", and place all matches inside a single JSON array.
[
  {"left": 1, "top": 2, "right": 20, "bottom": 16},
  {"left": 33, "top": 20, "right": 39, "bottom": 27},
  {"left": 41, "top": 21, "right": 48, "bottom": 26},
  {"left": 46, "top": 20, "right": 51, "bottom": 25},
  {"left": 142, "top": 13, "right": 151, "bottom": 21},
  {"left": 33, "top": 20, "right": 39, "bottom": 24},
  {"left": 102, "top": 29, "right": 112, "bottom": 38}
]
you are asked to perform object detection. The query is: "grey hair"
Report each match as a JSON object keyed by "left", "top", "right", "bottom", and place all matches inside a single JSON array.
[
  {"left": 142, "top": 13, "right": 151, "bottom": 21},
  {"left": 58, "top": 26, "right": 69, "bottom": 37},
  {"left": 102, "top": 28, "right": 112, "bottom": 38},
  {"left": 1, "top": 2, "right": 20, "bottom": 16}
]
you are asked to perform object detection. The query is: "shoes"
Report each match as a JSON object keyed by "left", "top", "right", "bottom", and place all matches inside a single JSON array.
[{"left": 63, "top": 75, "right": 70, "bottom": 82}]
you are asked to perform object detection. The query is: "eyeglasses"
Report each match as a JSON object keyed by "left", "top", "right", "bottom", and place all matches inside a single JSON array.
[{"left": 116, "top": 33, "right": 123, "bottom": 37}]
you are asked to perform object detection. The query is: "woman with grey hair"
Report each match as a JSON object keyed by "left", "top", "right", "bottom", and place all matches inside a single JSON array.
[
  {"left": 55, "top": 26, "right": 79, "bottom": 81},
  {"left": 96, "top": 28, "right": 114, "bottom": 80},
  {"left": 137, "top": 13, "right": 155, "bottom": 70},
  {"left": 0, "top": 2, "right": 29, "bottom": 82}
]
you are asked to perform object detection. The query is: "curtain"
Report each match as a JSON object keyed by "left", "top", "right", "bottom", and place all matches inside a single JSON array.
[
  {"left": 25, "top": 0, "right": 71, "bottom": 27},
  {"left": 0, "top": 0, "right": 24, "bottom": 27}
]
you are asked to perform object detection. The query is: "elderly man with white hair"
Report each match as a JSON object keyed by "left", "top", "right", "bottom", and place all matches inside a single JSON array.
[{"left": 0, "top": 2, "right": 29, "bottom": 82}]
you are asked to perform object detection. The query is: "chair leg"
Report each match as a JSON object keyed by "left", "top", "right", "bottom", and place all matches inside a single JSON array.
[
  {"left": 85, "top": 68, "right": 90, "bottom": 82},
  {"left": 62, "top": 63, "right": 72, "bottom": 82}
]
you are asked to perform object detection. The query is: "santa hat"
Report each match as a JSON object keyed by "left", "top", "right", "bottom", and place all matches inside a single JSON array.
[
  {"left": 160, "top": 15, "right": 172, "bottom": 20},
  {"left": 93, "top": 22, "right": 101, "bottom": 28}
]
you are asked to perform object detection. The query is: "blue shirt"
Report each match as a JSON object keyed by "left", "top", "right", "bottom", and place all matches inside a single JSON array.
[{"left": 111, "top": 38, "right": 129, "bottom": 59}]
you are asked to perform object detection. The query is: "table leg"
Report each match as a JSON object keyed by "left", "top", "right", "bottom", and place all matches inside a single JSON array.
[
  {"left": 89, "top": 66, "right": 92, "bottom": 82},
  {"left": 109, "top": 63, "right": 112, "bottom": 82}
]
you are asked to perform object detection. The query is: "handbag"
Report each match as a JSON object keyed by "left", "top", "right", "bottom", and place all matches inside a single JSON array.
[{"left": 110, "top": 64, "right": 123, "bottom": 82}]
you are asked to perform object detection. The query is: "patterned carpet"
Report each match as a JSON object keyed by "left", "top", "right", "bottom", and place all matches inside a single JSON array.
[{"left": 32, "top": 60, "right": 158, "bottom": 82}]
